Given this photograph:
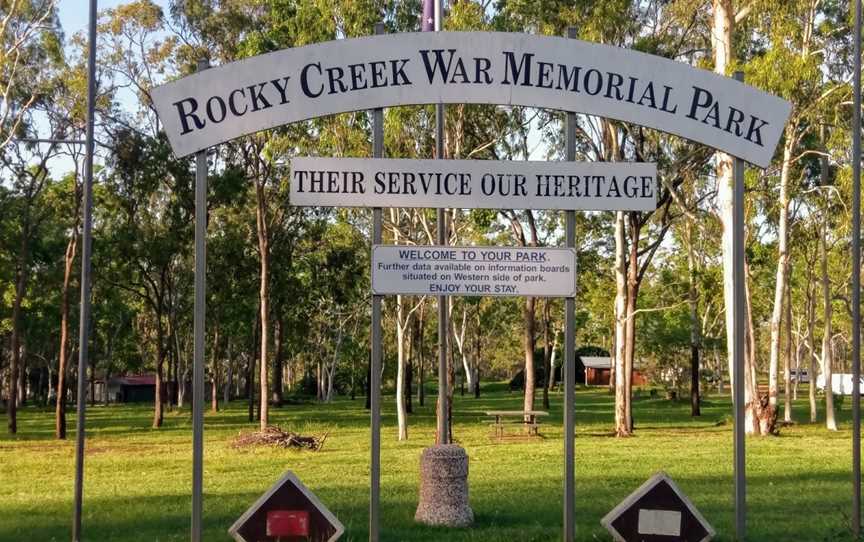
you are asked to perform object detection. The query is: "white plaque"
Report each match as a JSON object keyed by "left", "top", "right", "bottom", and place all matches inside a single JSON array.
[
  {"left": 291, "top": 158, "right": 656, "bottom": 211},
  {"left": 152, "top": 32, "right": 790, "bottom": 167},
  {"left": 637, "top": 509, "right": 682, "bottom": 537},
  {"left": 371, "top": 245, "right": 576, "bottom": 297}
]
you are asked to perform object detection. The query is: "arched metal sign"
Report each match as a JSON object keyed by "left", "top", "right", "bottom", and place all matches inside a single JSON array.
[{"left": 152, "top": 32, "right": 791, "bottom": 166}]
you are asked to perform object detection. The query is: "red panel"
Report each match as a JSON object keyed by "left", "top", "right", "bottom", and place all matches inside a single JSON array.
[{"left": 266, "top": 510, "right": 310, "bottom": 537}]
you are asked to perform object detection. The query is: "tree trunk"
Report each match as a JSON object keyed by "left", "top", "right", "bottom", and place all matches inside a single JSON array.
[
  {"left": 407, "top": 317, "right": 415, "bottom": 414},
  {"left": 153, "top": 356, "right": 164, "bottom": 428},
  {"left": 316, "top": 361, "right": 323, "bottom": 401},
  {"left": 224, "top": 340, "right": 232, "bottom": 405},
  {"left": 56, "top": 231, "right": 77, "bottom": 438},
  {"left": 282, "top": 352, "right": 296, "bottom": 401},
  {"left": 713, "top": 0, "right": 761, "bottom": 434},
  {"left": 396, "top": 296, "right": 409, "bottom": 440},
  {"left": 783, "top": 270, "right": 793, "bottom": 423},
  {"left": 103, "top": 368, "right": 110, "bottom": 407},
  {"left": 153, "top": 317, "right": 166, "bottom": 428},
  {"left": 689, "top": 346, "right": 700, "bottom": 415},
  {"left": 522, "top": 296, "right": 537, "bottom": 417},
  {"left": 18, "top": 345, "right": 26, "bottom": 407},
  {"left": 447, "top": 309, "right": 455, "bottom": 443},
  {"left": 474, "top": 367, "right": 480, "bottom": 398},
  {"left": 820, "top": 217, "right": 837, "bottom": 430},
  {"left": 350, "top": 354, "right": 356, "bottom": 401},
  {"left": 418, "top": 304, "right": 425, "bottom": 406},
  {"left": 365, "top": 364, "right": 371, "bottom": 410},
  {"left": 793, "top": 331, "right": 800, "bottom": 401},
  {"left": 8, "top": 235, "right": 29, "bottom": 434},
  {"left": 406, "top": 357, "right": 414, "bottom": 413},
  {"left": 624, "top": 213, "right": 641, "bottom": 430},
  {"left": 273, "top": 316, "right": 284, "bottom": 406},
  {"left": 744, "top": 266, "right": 767, "bottom": 434},
  {"left": 248, "top": 306, "right": 259, "bottom": 422},
  {"left": 325, "top": 323, "right": 343, "bottom": 402},
  {"left": 475, "top": 310, "right": 482, "bottom": 398},
  {"left": 451, "top": 305, "right": 472, "bottom": 394},
  {"left": 211, "top": 326, "right": 220, "bottom": 413},
  {"left": 768, "top": 129, "right": 795, "bottom": 410},
  {"left": 614, "top": 211, "right": 630, "bottom": 436},
  {"left": 89, "top": 354, "right": 95, "bottom": 407},
  {"left": 714, "top": 348, "right": 723, "bottom": 394},
  {"left": 256, "top": 183, "right": 270, "bottom": 431},
  {"left": 174, "top": 328, "right": 184, "bottom": 409},
  {"left": 167, "top": 328, "right": 176, "bottom": 410},
  {"left": 47, "top": 367, "right": 54, "bottom": 407},
  {"left": 686, "top": 221, "right": 701, "bottom": 416},
  {"left": 807, "top": 279, "right": 818, "bottom": 422},
  {"left": 542, "top": 299, "right": 552, "bottom": 410}
]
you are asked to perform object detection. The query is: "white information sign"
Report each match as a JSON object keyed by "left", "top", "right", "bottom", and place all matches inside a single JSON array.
[
  {"left": 372, "top": 245, "right": 576, "bottom": 297},
  {"left": 291, "top": 158, "right": 656, "bottom": 211},
  {"left": 151, "top": 32, "right": 791, "bottom": 167}
]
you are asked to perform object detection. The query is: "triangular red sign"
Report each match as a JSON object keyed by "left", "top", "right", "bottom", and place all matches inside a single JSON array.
[{"left": 228, "top": 471, "right": 344, "bottom": 542}]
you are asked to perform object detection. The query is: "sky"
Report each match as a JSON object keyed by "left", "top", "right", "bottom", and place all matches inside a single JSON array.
[
  {"left": 51, "top": 0, "right": 548, "bottom": 169},
  {"left": 46, "top": 1, "right": 172, "bottom": 176},
  {"left": 57, "top": 0, "right": 171, "bottom": 39}
]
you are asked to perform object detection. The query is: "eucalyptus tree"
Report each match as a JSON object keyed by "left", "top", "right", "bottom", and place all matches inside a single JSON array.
[
  {"left": 98, "top": 132, "right": 191, "bottom": 427},
  {"left": 708, "top": 0, "right": 788, "bottom": 435},
  {"left": 99, "top": 0, "right": 177, "bottom": 138},
  {"left": 384, "top": 207, "right": 428, "bottom": 440},
  {"left": 0, "top": 0, "right": 60, "bottom": 150},
  {"left": 313, "top": 220, "right": 368, "bottom": 402},
  {"left": 2, "top": 144, "right": 62, "bottom": 433},
  {"left": 170, "top": 0, "right": 392, "bottom": 430},
  {"left": 46, "top": 21, "right": 119, "bottom": 437},
  {"left": 208, "top": 199, "right": 257, "bottom": 409},
  {"left": 741, "top": 0, "right": 838, "bottom": 424},
  {"left": 1, "top": 0, "right": 63, "bottom": 434},
  {"left": 49, "top": 167, "right": 81, "bottom": 438}
]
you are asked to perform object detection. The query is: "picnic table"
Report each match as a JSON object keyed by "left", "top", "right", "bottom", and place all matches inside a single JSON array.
[{"left": 485, "top": 410, "right": 549, "bottom": 438}]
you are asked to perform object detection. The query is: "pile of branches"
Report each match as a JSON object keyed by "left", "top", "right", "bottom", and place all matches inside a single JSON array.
[{"left": 232, "top": 426, "right": 328, "bottom": 451}]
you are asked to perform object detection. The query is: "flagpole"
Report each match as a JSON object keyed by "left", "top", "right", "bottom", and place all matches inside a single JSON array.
[
  {"left": 851, "top": 0, "right": 862, "bottom": 536},
  {"left": 72, "top": 1, "right": 98, "bottom": 539}
]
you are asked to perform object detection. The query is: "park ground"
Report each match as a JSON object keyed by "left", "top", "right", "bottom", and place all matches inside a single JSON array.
[{"left": 0, "top": 385, "right": 860, "bottom": 541}]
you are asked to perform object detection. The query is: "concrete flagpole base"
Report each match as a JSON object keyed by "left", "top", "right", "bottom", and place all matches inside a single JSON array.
[{"left": 414, "top": 444, "right": 474, "bottom": 527}]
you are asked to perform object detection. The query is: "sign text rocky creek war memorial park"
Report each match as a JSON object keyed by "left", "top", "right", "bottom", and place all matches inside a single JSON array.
[{"left": 152, "top": 32, "right": 791, "bottom": 167}]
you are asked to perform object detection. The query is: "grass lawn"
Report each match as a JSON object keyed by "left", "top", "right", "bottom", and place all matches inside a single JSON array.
[{"left": 0, "top": 384, "right": 860, "bottom": 541}]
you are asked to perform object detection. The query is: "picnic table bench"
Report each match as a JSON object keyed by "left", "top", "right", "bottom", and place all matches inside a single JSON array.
[{"left": 485, "top": 410, "right": 549, "bottom": 438}]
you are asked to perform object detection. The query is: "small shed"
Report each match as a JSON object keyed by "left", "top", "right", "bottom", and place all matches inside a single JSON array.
[
  {"left": 582, "top": 357, "right": 647, "bottom": 386},
  {"left": 108, "top": 375, "right": 157, "bottom": 403}
]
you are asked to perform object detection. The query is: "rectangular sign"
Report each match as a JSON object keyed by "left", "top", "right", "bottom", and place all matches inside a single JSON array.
[
  {"left": 371, "top": 245, "right": 576, "bottom": 297},
  {"left": 291, "top": 158, "right": 656, "bottom": 211}
]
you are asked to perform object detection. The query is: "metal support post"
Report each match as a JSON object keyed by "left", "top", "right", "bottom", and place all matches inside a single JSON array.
[
  {"left": 563, "top": 26, "right": 577, "bottom": 542},
  {"left": 434, "top": 0, "right": 449, "bottom": 446},
  {"left": 370, "top": 204, "right": 382, "bottom": 542},
  {"left": 191, "top": 58, "right": 210, "bottom": 542},
  {"left": 732, "top": 70, "right": 746, "bottom": 542},
  {"left": 563, "top": 214, "right": 576, "bottom": 541},
  {"left": 852, "top": 0, "right": 862, "bottom": 536},
  {"left": 369, "top": 23, "right": 385, "bottom": 542},
  {"left": 72, "top": 2, "right": 98, "bottom": 540}
]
